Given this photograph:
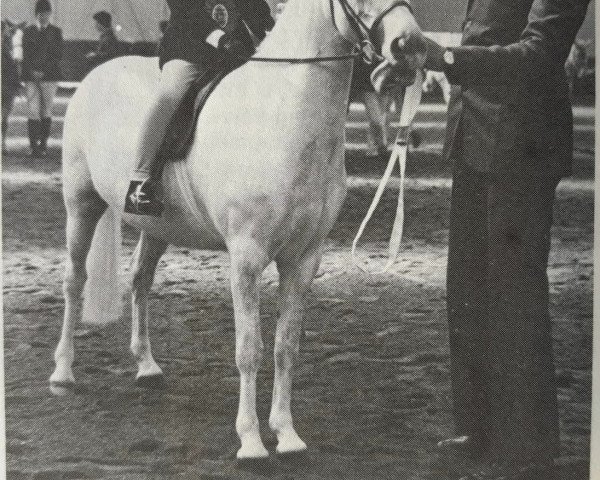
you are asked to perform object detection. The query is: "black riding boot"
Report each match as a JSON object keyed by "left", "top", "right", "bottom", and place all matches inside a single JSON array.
[
  {"left": 124, "top": 179, "right": 164, "bottom": 217},
  {"left": 28, "top": 119, "right": 41, "bottom": 156}
]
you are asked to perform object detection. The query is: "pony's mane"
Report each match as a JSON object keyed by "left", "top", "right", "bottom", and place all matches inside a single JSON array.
[{"left": 257, "top": 0, "right": 339, "bottom": 57}]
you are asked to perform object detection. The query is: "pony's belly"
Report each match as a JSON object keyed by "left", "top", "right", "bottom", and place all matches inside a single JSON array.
[{"left": 123, "top": 214, "right": 227, "bottom": 250}]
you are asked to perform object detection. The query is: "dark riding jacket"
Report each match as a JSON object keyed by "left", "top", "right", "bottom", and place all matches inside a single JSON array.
[
  {"left": 22, "top": 23, "right": 63, "bottom": 81},
  {"left": 159, "top": 0, "right": 275, "bottom": 68},
  {"left": 442, "top": 0, "right": 590, "bottom": 177}
]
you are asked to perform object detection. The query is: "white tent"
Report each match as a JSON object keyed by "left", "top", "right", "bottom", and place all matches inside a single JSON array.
[
  {"left": 1, "top": 0, "right": 170, "bottom": 41},
  {"left": 1, "top": 0, "right": 594, "bottom": 47}
]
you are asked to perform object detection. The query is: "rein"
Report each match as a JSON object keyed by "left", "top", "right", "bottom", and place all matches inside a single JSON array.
[{"left": 243, "top": 0, "right": 411, "bottom": 65}]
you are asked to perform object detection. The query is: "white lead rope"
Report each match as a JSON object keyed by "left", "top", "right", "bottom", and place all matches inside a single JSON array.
[{"left": 351, "top": 68, "right": 423, "bottom": 273}]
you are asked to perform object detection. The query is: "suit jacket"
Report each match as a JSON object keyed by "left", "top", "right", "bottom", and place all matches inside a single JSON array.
[
  {"left": 22, "top": 24, "right": 63, "bottom": 81},
  {"left": 443, "top": 0, "right": 590, "bottom": 177},
  {"left": 160, "top": 0, "right": 274, "bottom": 68}
]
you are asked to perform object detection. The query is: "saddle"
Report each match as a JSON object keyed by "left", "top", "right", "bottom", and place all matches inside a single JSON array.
[{"left": 153, "top": 69, "right": 228, "bottom": 174}]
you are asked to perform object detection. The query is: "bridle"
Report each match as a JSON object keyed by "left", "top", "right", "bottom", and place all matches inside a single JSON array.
[
  {"left": 246, "top": 0, "right": 412, "bottom": 65},
  {"left": 330, "top": 0, "right": 411, "bottom": 63}
]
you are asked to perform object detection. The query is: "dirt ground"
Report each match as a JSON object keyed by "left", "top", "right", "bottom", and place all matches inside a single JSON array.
[{"left": 3, "top": 150, "right": 593, "bottom": 479}]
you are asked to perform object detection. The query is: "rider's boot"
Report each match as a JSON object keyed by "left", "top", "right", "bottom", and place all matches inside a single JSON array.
[{"left": 124, "top": 178, "right": 164, "bottom": 217}]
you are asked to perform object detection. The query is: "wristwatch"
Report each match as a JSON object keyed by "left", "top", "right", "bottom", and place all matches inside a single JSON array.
[{"left": 443, "top": 48, "right": 455, "bottom": 66}]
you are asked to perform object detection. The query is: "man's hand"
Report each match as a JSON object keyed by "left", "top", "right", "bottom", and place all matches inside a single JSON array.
[
  {"left": 423, "top": 37, "right": 446, "bottom": 72},
  {"left": 390, "top": 34, "right": 427, "bottom": 71},
  {"left": 32, "top": 70, "right": 45, "bottom": 81}
]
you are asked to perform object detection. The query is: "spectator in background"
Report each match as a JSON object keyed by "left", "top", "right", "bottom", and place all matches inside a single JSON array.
[
  {"left": 2, "top": 20, "right": 22, "bottom": 153},
  {"left": 22, "top": 0, "right": 63, "bottom": 157},
  {"left": 86, "top": 11, "right": 120, "bottom": 68}
]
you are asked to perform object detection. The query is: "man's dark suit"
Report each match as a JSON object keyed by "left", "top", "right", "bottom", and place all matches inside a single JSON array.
[{"left": 440, "top": 0, "right": 590, "bottom": 466}]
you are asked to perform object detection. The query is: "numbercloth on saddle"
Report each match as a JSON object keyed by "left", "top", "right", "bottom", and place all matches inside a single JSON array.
[{"left": 154, "top": 69, "right": 227, "bottom": 172}]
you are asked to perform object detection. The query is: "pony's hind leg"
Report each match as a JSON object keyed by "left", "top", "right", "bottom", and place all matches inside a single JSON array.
[
  {"left": 130, "top": 231, "right": 168, "bottom": 384},
  {"left": 269, "top": 244, "right": 323, "bottom": 454},
  {"left": 229, "top": 238, "right": 270, "bottom": 460},
  {"left": 50, "top": 190, "right": 107, "bottom": 386}
]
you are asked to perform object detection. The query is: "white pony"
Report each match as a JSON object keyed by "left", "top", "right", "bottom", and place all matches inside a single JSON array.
[{"left": 49, "top": 0, "right": 425, "bottom": 459}]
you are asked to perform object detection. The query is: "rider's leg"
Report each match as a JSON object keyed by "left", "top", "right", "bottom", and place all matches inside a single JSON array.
[{"left": 124, "top": 59, "right": 202, "bottom": 216}]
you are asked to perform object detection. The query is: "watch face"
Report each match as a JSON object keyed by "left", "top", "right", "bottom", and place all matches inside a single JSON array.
[{"left": 443, "top": 49, "right": 454, "bottom": 65}]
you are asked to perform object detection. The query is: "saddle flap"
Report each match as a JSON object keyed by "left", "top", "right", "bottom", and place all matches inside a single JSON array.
[{"left": 158, "top": 69, "right": 227, "bottom": 163}]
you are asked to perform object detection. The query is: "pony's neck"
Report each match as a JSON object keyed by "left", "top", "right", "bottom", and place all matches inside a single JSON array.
[
  {"left": 254, "top": 0, "right": 355, "bottom": 120},
  {"left": 258, "top": 0, "right": 350, "bottom": 61}
]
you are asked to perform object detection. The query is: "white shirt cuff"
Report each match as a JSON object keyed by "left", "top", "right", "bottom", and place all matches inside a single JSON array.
[{"left": 206, "top": 29, "right": 226, "bottom": 48}]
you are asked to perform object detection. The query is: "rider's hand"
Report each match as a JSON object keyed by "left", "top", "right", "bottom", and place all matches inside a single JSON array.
[
  {"left": 218, "top": 34, "right": 250, "bottom": 60},
  {"left": 32, "top": 70, "right": 45, "bottom": 81}
]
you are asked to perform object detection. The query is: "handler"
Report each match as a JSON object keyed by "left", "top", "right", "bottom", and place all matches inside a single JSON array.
[
  {"left": 421, "top": 0, "right": 590, "bottom": 478},
  {"left": 124, "top": 0, "right": 274, "bottom": 216}
]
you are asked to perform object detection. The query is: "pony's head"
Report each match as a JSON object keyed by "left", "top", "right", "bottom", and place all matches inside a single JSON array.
[{"left": 329, "top": 0, "right": 426, "bottom": 72}]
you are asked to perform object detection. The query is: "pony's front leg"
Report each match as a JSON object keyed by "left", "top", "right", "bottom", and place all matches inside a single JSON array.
[
  {"left": 229, "top": 238, "right": 269, "bottom": 460},
  {"left": 130, "top": 232, "right": 168, "bottom": 384},
  {"left": 269, "top": 244, "right": 323, "bottom": 454}
]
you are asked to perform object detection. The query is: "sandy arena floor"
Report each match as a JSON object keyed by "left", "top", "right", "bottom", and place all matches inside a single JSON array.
[{"left": 3, "top": 150, "right": 593, "bottom": 479}]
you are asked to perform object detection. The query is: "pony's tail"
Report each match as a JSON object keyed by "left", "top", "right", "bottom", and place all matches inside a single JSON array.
[{"left": 82, "top": 208, "right": 122, "bottom": 325}]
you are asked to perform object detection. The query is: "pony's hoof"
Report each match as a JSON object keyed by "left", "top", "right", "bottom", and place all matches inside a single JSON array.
[
  {"left": 276, "top": 431, "right": 307, "bottom": 455},
  {"left": 49, "top": 380, "right": 75, "bottom": 396},
  {"left": 49, "top": 366, "right": 75, "bottom": 386},
  {"left": 135, "top": 374, "right": 166, "bottom": 389},
  {"left": 237, "top": 442, "right": 269, "bottom": 461},
  {"left": 136, "top": 361, "right": 163, "bottom": 378}
]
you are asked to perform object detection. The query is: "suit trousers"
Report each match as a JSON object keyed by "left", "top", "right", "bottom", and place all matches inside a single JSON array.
[
  {"left": 446, "top": 159, "right": 561, "bottom": 465},
  {"left": 25, "top": 81, "right": 58, "bottom": 120}
]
